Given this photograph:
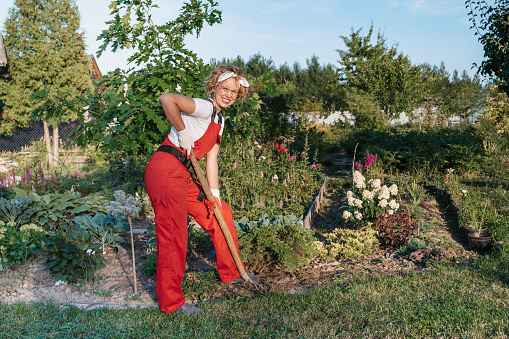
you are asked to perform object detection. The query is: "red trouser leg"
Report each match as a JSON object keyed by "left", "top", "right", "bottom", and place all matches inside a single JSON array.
[
  {"left": 187, "top": 184, "right": 245, "bottom": 283},
  {"left": 145, "top": 152, "right": 190, "bottom": 313},
  {"left": 145, "top": 152, "right": 246, "bottom": 312}
]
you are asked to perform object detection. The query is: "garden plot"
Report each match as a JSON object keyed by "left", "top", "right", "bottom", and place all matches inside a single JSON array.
[{"left": 0, "top": 184, "right": 477, "bottom": 309}]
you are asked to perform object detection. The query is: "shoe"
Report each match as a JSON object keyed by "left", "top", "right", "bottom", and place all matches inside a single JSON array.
[
  {"left": 174, "top": 302, "right": 202, "bottom": 316},
  {"left": 228, "top": 273, "right": 260, "bottom": 284}
]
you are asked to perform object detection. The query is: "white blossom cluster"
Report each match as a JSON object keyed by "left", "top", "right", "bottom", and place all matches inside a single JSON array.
[
  {"left": 106, "top": 190, "right": 141, "bottom": 218},
  {"left": 343, "top": 171, "right": 400, "bottom": 222}
]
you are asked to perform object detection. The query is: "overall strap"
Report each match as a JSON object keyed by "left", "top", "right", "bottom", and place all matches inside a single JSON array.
[{"left": 202, "top": 98, "right": 222, "bottom": 126}]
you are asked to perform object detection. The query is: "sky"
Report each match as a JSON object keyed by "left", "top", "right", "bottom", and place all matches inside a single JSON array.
[{"left": 0, "top": 0, "right": 486, "bottom": 78}]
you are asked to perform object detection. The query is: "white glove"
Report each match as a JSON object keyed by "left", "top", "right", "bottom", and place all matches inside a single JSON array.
[
  {"left": 210, "top": 189, "right": 221, "bottom": 206},
  {"left": 178, "top": 128, "right": 193, "bottom": 153}
]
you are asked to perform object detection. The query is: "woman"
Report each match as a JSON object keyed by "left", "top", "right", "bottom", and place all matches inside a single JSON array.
[{"left": 144, "top": 66, "right": 259, "bottom": 316}]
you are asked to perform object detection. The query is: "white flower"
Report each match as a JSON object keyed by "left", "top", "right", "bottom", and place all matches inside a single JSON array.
[
  {"left": 347, "top": 197, "right": 356, "bottom": 207},
  {"left": 54, "top": 280, "right": 66, "bottom": 286},
  {"left": 342, "top": 210, "right": 352, "bottom": 220},
  {"left": 461, "top": 189, "right": 467, "bottom": 196},
  {"left": 86, "top": 249, "right": 93, "bottom": 254},
  {"left": 346, "top": 191, "right": 354, "bottom": 198},
  {"left": 354, "top": 211, "right": 362, "bottom": 220},
  {"left": 389, "top": 184, "right": 398, "bottom": 195},
  {"left": 354, "top": 198, "right": 363, "bottom": 208},
  {"left": 370, "top": 179, "right": 381, "bottom": 189},
  {"left": 353, "top": 171, "right": 366, "bottom": 189},
  {"left": 362, "top": 190, "right": 375, "bottom": 201},
  {"left": 260, "top": 156, "right": 266, "bottom": 160},
  {"left": 378, "top": 186, "right": 390, "bottom": 200},
  {"left": 379, "top": 199, "right": 388, "bottom": 208},
  {"left": 387, "top": 210, "right": 394, "bottom": 215},
  {"left": 389, "top": 199, "right": 399, "bottom": 210},
  {"left": 272, "top": 174, "right": 278, "bottom": 180}
]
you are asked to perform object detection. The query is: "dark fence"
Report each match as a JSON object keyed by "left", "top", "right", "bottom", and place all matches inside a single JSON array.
[{"left": 0, "top": 120, "right": 81, "bottom": 152}]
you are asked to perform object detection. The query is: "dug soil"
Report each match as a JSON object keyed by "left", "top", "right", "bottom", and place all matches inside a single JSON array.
[{"left": 0, "top": 180, "right": 478, "bottom": 311}]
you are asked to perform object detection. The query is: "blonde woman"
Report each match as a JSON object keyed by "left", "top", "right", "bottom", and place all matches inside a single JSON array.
[{"left": 144, "top": 66, "right": 259, "bottom": 316}]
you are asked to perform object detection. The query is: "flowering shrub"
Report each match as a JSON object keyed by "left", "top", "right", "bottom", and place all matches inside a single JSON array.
[
  {"left": 342, "top": 156, "right": 400, "bottom": 226},
  {"left": 373, "top": 212, "right": 415, "bottom": 247},
  {"left": 219, "top": 138, "right": 324, "bottom": 220}
]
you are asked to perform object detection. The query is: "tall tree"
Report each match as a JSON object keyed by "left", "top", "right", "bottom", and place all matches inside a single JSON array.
[
  {"left": 466, "top": 0, "right": 509, "bottom": 94},
  {"left": 0, "top": 0, "right": 92, "bottom": 166},
  {"left": 337, "top": 24, "right": 421, "bottom": 122}
]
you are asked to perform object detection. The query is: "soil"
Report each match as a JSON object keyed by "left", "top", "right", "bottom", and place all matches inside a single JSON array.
[{"left": 0, "top": 164, "right": 479, "bottom": 311}]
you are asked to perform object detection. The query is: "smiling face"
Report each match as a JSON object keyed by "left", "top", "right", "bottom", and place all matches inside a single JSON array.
[{"left": 212, "top": 77, "right": 240, "bottom": 111}]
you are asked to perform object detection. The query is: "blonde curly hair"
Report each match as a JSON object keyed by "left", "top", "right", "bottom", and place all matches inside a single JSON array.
[{"left": 205, "top": 65, "right": 250, "bottom": 101}]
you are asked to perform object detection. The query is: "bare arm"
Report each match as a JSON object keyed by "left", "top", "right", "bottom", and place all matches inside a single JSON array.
[
  {"left": 206, "top": 143, "right": 220, "bottom": 191},
  {"left": 159, "top": 93, "right": 195, "bottom": 131}
]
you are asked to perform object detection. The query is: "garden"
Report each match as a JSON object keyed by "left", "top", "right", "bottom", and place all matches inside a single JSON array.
[
  {"left": 1, "top": 120, "right": 509, "bottom": 336},
  {"left": 1, "top": 0, "right": 509, "bottom": 336}
]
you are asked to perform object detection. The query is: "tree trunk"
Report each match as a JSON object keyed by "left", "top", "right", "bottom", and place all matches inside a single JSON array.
[
  {"left": 52, "top": 125, "right": 59, "bottom": 167},
  {"left": 43, "top": 121, "right": 52, "bottom": 169}
]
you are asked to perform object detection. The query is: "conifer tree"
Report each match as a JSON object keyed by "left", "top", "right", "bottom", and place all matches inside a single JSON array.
[{"left": 0, "top": 0, "right": 92, "bottom": 165}]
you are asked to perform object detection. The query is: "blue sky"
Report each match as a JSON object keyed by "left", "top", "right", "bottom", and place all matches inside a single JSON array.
[{"left": 0, "top": 0, "right": 485, "bottom": 78}]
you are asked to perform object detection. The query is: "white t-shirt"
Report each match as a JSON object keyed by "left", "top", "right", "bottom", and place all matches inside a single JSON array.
[{"left": 168, "top": 98, "right": 224, "bottom": 147}]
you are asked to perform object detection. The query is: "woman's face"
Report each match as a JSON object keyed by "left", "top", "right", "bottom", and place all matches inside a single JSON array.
[{"left": 213, "top": 77, "right": 239, "bottom": 110}]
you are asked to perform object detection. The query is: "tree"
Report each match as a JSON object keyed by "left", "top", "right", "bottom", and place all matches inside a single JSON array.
[
  {"left": 0, "top": 0, "right": 92, "bottom": 166},
  {"left": 337, "top": 24, "right": 421, "bottom": 122},
  {"left": 466, "top": 0, "right": 509, "bottom": 94}
]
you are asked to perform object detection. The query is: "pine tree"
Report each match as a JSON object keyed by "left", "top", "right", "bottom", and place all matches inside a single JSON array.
[{"left": 0, "top": 0, "right": 92, "bottom": 165}]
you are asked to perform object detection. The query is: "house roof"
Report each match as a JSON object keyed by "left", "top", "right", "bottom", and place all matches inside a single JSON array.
[
  {"left": 0, "top": 33, "right": 7, "bottom": 67},
  {"left": 89, "top": 54, "right": 102, "bottom": 82}
]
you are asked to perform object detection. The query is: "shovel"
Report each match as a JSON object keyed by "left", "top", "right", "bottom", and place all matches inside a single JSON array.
[{"left": 189, "top": 149, "right": 252, "bottom": 283}]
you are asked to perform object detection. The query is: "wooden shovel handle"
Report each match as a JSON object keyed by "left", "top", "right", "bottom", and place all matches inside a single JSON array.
[{"left": 189, "top": 149, "right": 251, "bottom": 283}]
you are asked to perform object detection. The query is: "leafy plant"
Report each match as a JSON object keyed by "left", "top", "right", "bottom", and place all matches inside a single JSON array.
[
  {"left": 0, "top": 196, "right": 36, "bottom": 227},
  {"left": 181, "top": 271, "right": 221, "bottom": 300},
  {"left": 13, "top": 188, "right": 107, "bottom": 229},
  {"left": 41, "top": 228, "right": 104, "bottom": 283},
  {"left": 238, "top": 219, "right": 316, "bottom": 272},
  {"left": 373, "top": 212, "right": 415, "bottom": 247},
  {"left": 0, "top": 222, "right": 46, "bottom": 267},
  {"left": 73, "top": 214, "right": 129, "bottom": 252},
  {"left": 321, "top": 227, "right": 379, "bottom": 259}
]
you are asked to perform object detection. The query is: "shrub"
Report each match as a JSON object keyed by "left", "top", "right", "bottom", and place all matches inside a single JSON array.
[
  {"left": 322, "top": 227, "right": 379, "bottom": 259},
  {"left": 373, "top": 212, "right": 415, "bottom": 247},
  {"left": 238, "top": 217, "right": 317, "bottom": 272},
  {"left": 0, "top": 221, "right": 46, "bottom": 267},
  {"left": 41, "top": 228, "right": 104, "bottom": 283}
]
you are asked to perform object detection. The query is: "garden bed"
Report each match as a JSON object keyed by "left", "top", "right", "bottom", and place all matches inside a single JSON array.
[{"left": 0, "top": 183, "right": 478, "bottom": 310}]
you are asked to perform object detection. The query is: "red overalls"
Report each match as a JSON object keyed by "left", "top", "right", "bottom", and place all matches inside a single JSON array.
[{"left": 144, "top": 112, "right": 244, "bottom": 313}]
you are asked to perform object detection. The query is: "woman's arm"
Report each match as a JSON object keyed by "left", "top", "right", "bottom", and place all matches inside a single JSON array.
[
  {"left": 159, "top": 93, "right": 195, "bottom": 130},
  {"left": 205, "top": 143, "right": 220, "bottom": 191}
]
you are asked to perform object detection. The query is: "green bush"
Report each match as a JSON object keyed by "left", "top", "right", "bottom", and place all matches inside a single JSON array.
[
  {"left": 0, "top": 222, "right": 46, "bottom": 267},
  {"left": 41, "top": 228, "right": 104, "bottom": 283},
  {"left": 321, "top": 227, "right": 379, "bottom": 259},
  {"left": 238, "top": 217, "right": 317, "bottom": 272}
]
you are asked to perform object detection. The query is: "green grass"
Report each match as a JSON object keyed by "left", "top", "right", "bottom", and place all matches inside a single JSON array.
[{"left": 1, "top": 257, "right": 508, "bottom": 338}]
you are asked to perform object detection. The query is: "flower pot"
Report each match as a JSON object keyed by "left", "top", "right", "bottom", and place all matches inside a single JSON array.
[
  {"left": 467, "top": 226, "right": 489, "bottom": 238},
  {"left": 468, "top": 234, "right": 493, "bottom": 251}
]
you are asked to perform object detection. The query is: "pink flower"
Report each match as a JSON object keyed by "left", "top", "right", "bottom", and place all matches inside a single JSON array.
[
  {"left": 311, "top": 164, "right": 317, "bottom": 168},
  {"left": 275, "top": 143, "right": 279, "bottom": 148},
  {"left": 233, "top": 162, "right": 237, "bottom": 169},
  {"left": 75, "top": 170, "right": 81, "bottom": 176},
  {"left": 301, "top": 151, "right": 306, "bottom": 156},
  {"left": 290, "top": 155, "right": 296, "bottom": 160},
  {"left": 284, "top": 148, "right": 289, "bottom": 153}
]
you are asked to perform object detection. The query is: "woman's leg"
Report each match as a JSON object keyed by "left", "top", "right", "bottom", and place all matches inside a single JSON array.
[
  {"left": 187, "top": 183, "right": 245, "bottom": 283},
  {"left": 145, "top": 152, "right": 191, "bottom": 313}
]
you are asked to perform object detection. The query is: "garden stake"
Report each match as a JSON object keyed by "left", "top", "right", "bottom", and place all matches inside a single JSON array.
[
  {"left": 127, "top": 216, "right": 138, "bottom": 294},
  {"left": 189, "top": 149, "right": 252, "bottom": 283}
]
